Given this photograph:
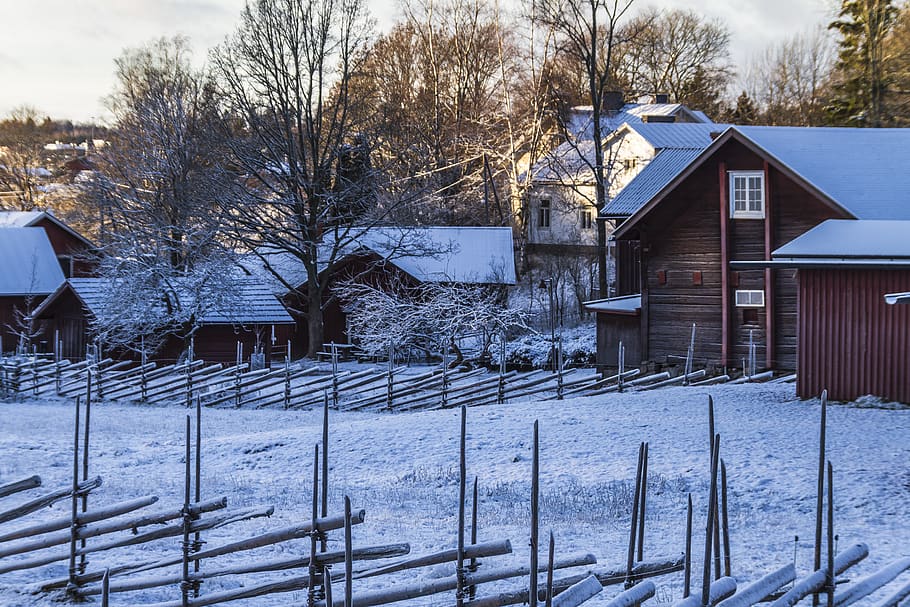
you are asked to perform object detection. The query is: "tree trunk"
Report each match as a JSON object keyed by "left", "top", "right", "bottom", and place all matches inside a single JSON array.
[{"left": 307, "top": 285, "right": 324, "bottom": 359}]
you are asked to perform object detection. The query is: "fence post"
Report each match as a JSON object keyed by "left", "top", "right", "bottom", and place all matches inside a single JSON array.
[
  {"left": 556, "top": 338, "right": 564, "bottom": 400},
  {"left": 618, "top": 341, "right": 625, "bottom": 393},
  {"left": 284, "top": 341, "right": 291, "bottom": 410},
  {"left": 234, "top": 342, "right": 243, "bottom": 408},
  {"left": 140, "top": 337, "right": 148, "bottom": 402},
  {"left": 386, "top": 341, "right": 394, "bottom": 410},
  {"left": 331, "top": 342, "right": 339, "bottom": 408},
  {"left": 186, "top": 336, "right": 194, "bottom": 409},
  {"left": 684, "top": 324, "right": 696, "bottom": 385},
  {"left": 441, "top": 342, "right": 449, "bottom": 408},
  {"left": 497, "top": 333, "right": 506, "bottom": 404}
]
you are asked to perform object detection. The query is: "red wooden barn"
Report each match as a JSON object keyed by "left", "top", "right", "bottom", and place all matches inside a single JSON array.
[
  {"left": 32, "top": 277, "right": 296, "bottom": 364},
  {"left": 765, "top": 220, "right": 910, "bottom": 403},
  {"left": 0, "top": 211, "right": 94, "bottom": 277},
  {"left": 0, "top": 227, "right": 66, "bottom": 353},
  {"left": 590, "top": 126, "right": 910, "bottom": 377}
]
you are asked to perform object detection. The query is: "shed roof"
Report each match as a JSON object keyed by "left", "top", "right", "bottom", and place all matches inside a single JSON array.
[
  {"left": 0, "top": 227, "right": 66, "bottom": 296},
  {"left": 37, "top": 277, "right": 295, "bottom": 325},
  {"left": 582, "top": 294, "right": 641, "bottom": 315},
  {"left": 0, "top": 210, "right": 94, "bottom": 247},
  {"left": 774, "top": 220, "right": 910, "bottom": 260},
  {"left": 249, "top": 226, "right": 516, "bottom": 292}
]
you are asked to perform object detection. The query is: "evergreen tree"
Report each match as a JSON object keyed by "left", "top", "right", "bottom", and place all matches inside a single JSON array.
[
  {"left": 731, "top": 91, "right": 758, "bottom": 124},
  {"left": 828, "top": 0, "right": 897, "bottom": 126}
]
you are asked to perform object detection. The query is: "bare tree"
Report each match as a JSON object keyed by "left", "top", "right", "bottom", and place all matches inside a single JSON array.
[
  {"left": 88, "top": 36, "right": 236, "bottom": 354},
  {"left": 0, "top": 107, "right": 49, "bottom": 210},
  {"left": 616, "top": 8, "right": 733, "bottom": 107},
  {"left": 212, "top": 0, "right": 399, "bottom": 357},
  {"left": 534, "top": 0, "right": 639, "bottom": 296},
  {"left": 744, "top": 28, "right": 834, "bottom": 125}
]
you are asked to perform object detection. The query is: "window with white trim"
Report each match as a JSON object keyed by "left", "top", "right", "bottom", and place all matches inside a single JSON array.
[
  {"left": 735, "top": 289, "right": 765, "bottom": 307},
  {"left": 729, "top": 171, "right": 765, "bottom": 219},
  {"left": 538, "top": 199, "right": 551, "bottom": 228}
]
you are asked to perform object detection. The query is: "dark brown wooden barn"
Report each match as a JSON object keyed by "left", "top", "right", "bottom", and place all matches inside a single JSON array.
[
  {"left": 32, "top": 277, "right": 296, "bottom": 364},
  {"left": 600, "top": 126, "right": 910, "bottom": 373},
  {"left": 0, "top": 211, "right": 94, "bottom": 277}
]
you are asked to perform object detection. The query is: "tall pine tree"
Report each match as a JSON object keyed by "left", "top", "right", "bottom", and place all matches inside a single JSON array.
[{"left": 828, "top": 0, "right": 898, "bottom": 126}]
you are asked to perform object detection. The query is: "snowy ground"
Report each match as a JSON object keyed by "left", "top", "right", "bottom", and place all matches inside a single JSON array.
[{"left": 0, "top": 380, "right": 908, "bottom": 606}]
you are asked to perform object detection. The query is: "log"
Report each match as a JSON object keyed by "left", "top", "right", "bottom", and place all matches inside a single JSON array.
[
  {"left": 691, "top": 375, "right": 730, "bottom": 387},
  {"left": 627, "top": 372, "right": 671, "bottom": 387},
  {"left": 768, "top": 373, "right": 797, "bottom": 384},
  {"left": 672, "top": 576, "right": 737, "bottom": 607},
  {"left": 36, "top": 510, "right": 367, "bottom": 592},
  {"left": 638, "top": 370, "right": 706, "bottom": 391},
  {"left": 0, "top": 495, "right": 158, "bottom": 543},
  {"left": 551, "top": 576, "right": 603, "bottom": 607},
  {"left": 0, "top": 496, "right": 218, "bottom": 558},
  {"left": 553, "top": 555, "right": 686, "bottom": 590},
  {"left": 833, "top": 557, "right": 910, "bottom": 607},
  {"left": 769, "top": 544, "right": 869, "bottom": 607},
  {"left": 868, "top": 578, "right": 910, "bottom": 607},
  {"left": 715, "top": 564, "right": 795, "bottom": 607},
  {"left": 601, "top": 581, "right": 657, "bottom": 607},
  {"left": 0, "top": 476, "right": 102, "bottom": 525},
  {"left": 312, "top": 553, "right": 598, "bottom": 607},
  {"left": 727, "top": 371, "right": 774, "bottom": 385},
  {"left": 0, "top": 475, "right": 41, "bottom": 499},
  {"left": 77, "top": 544, "right": 409, "bottom": 597},
  {"left": 0, "top": 504, "right": 265, "bottom": 575},
  {"left": 353, "top": 540, "right": 513, "bottom": 581}
]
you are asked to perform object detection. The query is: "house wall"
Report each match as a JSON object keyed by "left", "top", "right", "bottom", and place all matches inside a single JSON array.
[
  {"left": 633, "top": 139, "right": 844, "bottom": 370},
  {"left": 595, "top": 312, "right": 641, "bottom": 369},
  {"left": 0, "top": 296, "right": 53, "bottom": 354},
  {"left": 33, "top": 218, "right": 93, "bottom": 277},
  {"left": 797, "top": 268, "right": 910, "bottom": 403}
]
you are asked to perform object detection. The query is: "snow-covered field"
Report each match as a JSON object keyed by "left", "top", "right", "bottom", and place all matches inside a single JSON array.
[{"left": 0, "top": 381, "right": 908, "bottom": 606}]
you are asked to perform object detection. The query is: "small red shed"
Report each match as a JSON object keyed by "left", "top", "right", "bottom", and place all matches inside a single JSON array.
[{"left": 771, "top": 220, "right": 910, "bottom": 403}]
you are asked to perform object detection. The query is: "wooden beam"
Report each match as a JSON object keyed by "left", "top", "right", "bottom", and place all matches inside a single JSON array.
[
  {"left": 764, "top": 161, "right": 774, "bottom": 369},
  {"left": 718, "top": 161, "right": 729, "bottom": 369}
]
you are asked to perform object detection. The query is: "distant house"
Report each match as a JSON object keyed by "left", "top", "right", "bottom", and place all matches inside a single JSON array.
[
  {"left": 589, "top": 126, "right": 910, "bottom": 373},
  {"left": 250, "top": 226, "right": 517, "bottom": 353},
  {"left": 525, "top": 100, "right": 716, "bottom": 299},
  {"left": 0, "top": 211, "right": 94, "bottom": 277},
  {"left": 0, "top": 227, "right": 66, "bottom": 353},
  {"left": 757, "top": 220, "right": 910, "bottom": 403},
  {"left": 32, "top": 277, "right": 295, "bottom": 363}
]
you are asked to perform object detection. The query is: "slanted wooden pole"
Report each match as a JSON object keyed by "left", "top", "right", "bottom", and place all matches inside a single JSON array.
[
  {"left": 285, "top": 342, "right": 292, "bottom": 409},
  {"left": 469, "top": 476, "right": 479, "bottom": 597},
  {"left": 325, "top": 565, "right": 334, "bottom": 607},
  {"left": 101, "top": 568, "right": 110, "bottom": 607},
  {"left": 457, "top": 406, "right": 468, "bottom": 607},
  {"left": 80, "top": 374, "right": 92, "bottom": 574},
  {"left": 545, "top": 531, "right": 555, "bottom": 607},
  {"left": 625, "top": 443, "right": 644, "bottom": 588},
  {"left": 194, "top": 396, "right": 203, "bottom": 597},
  {"left": 386, "top": 342, "right": 394, "bottom": 410},
  {"left": 497, "top": 334, "right": 506, "bottom": 404},
  {"left": 721, "top": 460, "right": 731, "bottom": 577},
  {"left": 344, "top": 496, "right": 353, "bottom": 607},
  {"left": 309, "top": 445, "right": 320, "bottom": 607},
  {"left": 814, "top": 390, "right": 828, "bottom": 607},
  {"left": 181, "top": 415, "right": 191, "bottom": 607},
  {"left": 702, "top": 435, "right": 720, "bottom": 607},
  {"left": 637, "top": 442, "right": 649, "bottom": 562},
  {"left": 322, "top": 398, "right": 330, "bottom": 553},
  {"left": 684, "top": 493, "right": 693, "bottom": 598},
  {"left": 709, "top": 397, "right": 721, "bottom": 581},
  {"left": 826, "top": 462, "right": 834, "bottom": 607},
  {"left": 67, "top": 396, "right": 81, "bottom": 595},
  {"left": 530, "top": 420, "right": 540, "bottom": 607}
]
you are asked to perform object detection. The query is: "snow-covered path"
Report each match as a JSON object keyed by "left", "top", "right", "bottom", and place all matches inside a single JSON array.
[{"left": 0, "top": 382, "right": 907, "bottom": 606}]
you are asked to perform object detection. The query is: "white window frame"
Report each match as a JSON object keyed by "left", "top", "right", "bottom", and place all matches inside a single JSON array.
[
  {"left": 729, "top": 171, "right": 765, "bottom": 219},
  {"left": 538, "top": 198, "right": 551, "bottom": 229},
  {"left": 735, "top": 289, "right": 765, "bottom": 308}
]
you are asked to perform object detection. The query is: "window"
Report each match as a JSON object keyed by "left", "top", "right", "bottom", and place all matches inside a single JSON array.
[
  {"left": 538, "top": 199, "right": 551, "bottom": 228},
  {"left": 729, "top": 171, "right": 765, "bottom": 218},
  {"left": 57, "top": 255, "right": 73, "bottom": 278},
  {"left": 623, "top": 157, "right": 639, "bottom": 171},
  {"left": 735, "top": 289, "right": 765, "bottom": 307},
  {"left": 580, "top": 210, "right": 593, "bottom": 230}
]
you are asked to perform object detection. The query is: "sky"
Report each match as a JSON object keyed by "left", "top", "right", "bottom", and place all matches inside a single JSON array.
[{"left": 0, "top": 0, "right": 835, "bottom": 124}]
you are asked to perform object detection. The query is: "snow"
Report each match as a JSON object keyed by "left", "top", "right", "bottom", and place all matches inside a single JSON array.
[
  {"left": 0, "top": 381, "right": 908, "bottom": 606},
  {"left": 773, "top": 220, "right": 910, "bottom": 260},
  {"left": 0, "top": 228, "right": 65, "bottom": 296}
]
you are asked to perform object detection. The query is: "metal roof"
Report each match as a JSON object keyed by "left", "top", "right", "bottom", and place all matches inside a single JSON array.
[
  {"left": 734, "top": 126, "right": 910, "bottom": 220},
  {"left": 54, "top": 277, "right": 295, "bottom": 325},
  {"left": 566, "top": 103, "right": 713, "bottom": 139},
  {"left": 0, "top": 227, "right": 65, "bottom": 296},
  {"left": 621, "top": 122, "right": 724, "bottom": 150},
  {"left": 773, "top": 220, "right": 910, "bottom": 259},
  {"left": 248, "top": 226, "right": 516, "bottom": 290},
  {"left": 582, "top": 294, "right": 641, "bottom": 315},
  {"left": 602, "top": 148, "right": 704, "bottom": 217}
]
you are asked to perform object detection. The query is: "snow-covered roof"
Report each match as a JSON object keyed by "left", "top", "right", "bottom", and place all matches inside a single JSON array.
[
  {"left": 735, "top": 126, "right": 910, "bottom": 220},
  {"left": 0, "top": 210, "right": 94, "bottom": 247},
  {"left": 248, "top": 226, "right": 516, "bottom": 291},
  {"left": 41, "top": 277, "right": 295, "bottom": 325},
  {"left": 884, "top": 291, "right": 910, "bottom": 304},
  {"left": 582, "top": 294, "right": 641, "bottom": 315},
  {"left": 531, "top": 122, "right": 721, "bottom": 185},
  {"left": 602, "top": 148, "right": 704, "bottom": 218},
  {"left": 773, "top": 220, "right": 910, "bottom": 261},
  {"left": 565, "top": 103, "right": 713, "bottom": 139},
  {"left": 0, "top": 227, "right": 66, "bottom": 296}
]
